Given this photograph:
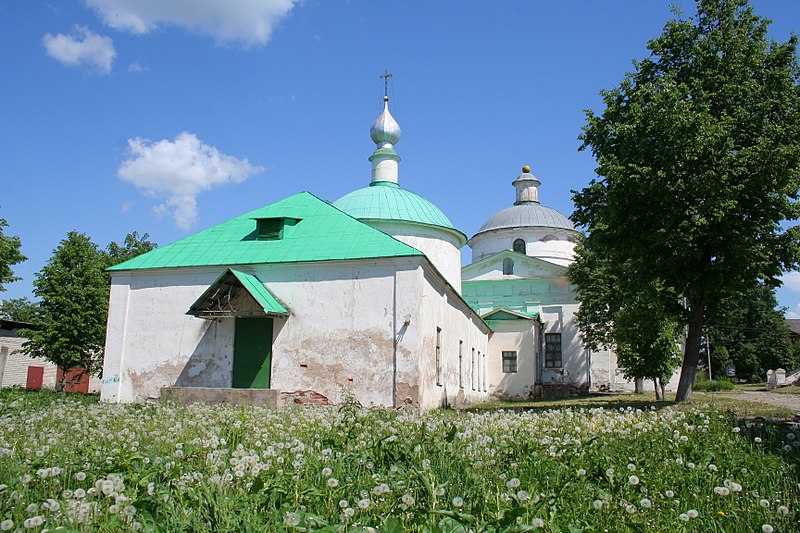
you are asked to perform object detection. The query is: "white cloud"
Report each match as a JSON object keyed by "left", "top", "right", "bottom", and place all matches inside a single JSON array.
[
  {"left": 117, "top": 132, "right": 263, "bottom": 228},
  {"left": 85, "top": 0, "right": 298, "bottom": 47},
  {"left": 42, "top": 26, "right": 116, "bottom": 73},
  {"left": 127, "top": 61, "right": 146, "bottom": 73},
  {"left": 782, "top": 271, "right": 800, "bottom": 292}
]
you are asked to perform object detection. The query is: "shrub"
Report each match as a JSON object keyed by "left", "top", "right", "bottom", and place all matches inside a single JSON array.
[{"left": 694, "top": 379, "right": 735, "bottom": 392}]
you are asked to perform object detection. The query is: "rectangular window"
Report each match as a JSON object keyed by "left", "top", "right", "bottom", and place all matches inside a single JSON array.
[
  {"left": 458, "top": 340, "right": 464, "bottom": 389},
  {"left": 471, "top": 348, "right": 476, "bottom": 390},
  {"left": 545, "top": 333, "right": 562, "bottom": 368},
  {"left": 435, "top": 327, "right": 442, "bottom": 386},
  {"left": 502, "top": 351, "right": 517, "bottom": 373},
  {"left": 483, "top": 352, "right": 487, "bottom": 391}
]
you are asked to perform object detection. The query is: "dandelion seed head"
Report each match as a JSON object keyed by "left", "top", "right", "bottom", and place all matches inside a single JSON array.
[{"left": 284, "top": 512, "right": 301, "bottom": 527}]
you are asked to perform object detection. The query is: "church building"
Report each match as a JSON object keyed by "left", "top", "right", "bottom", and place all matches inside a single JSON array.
[{"left": 100, "top": 95, "right": 665, "bottom": 408}]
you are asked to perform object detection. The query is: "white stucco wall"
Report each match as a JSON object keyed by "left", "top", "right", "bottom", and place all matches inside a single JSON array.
[
  {"left": 364, "top": 220, "right": 464, "bottom": 291},
  {"left": 485, "top": 320, "right": 539, "bottom": 400},
  {"left": 416, "top": 264, "right": 491, "bottom": 410},
  {"left": 470, "top": 227, "right": 579, "bottom": 265},
  {"left": 102, "top": 256, "right": 489, "bottom": 408}
]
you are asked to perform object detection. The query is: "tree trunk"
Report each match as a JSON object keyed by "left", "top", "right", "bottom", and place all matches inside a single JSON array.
[
  {"left": 634, "top": 378, "right": 644, "bottom": 394},
  {"left": 660, "top": 379, "right": 666, "bottom": 401},
  {"left": 676, "top": 301, "right": 707, "bottom": 402},
  {"left": 55, "top": 367, "right": 67, "bottom": 393},
  {"left": 653, "top": 378, "right": 661, "bottom": 400}
]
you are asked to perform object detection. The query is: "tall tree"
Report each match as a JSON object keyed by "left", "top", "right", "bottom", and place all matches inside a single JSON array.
[
  {"left": 0, "top": 217, "right": 26, "bottom": 292},
  {"left": 569, "top": 240, "right": 681, "bottom": 398},
  {"left": 573, "top": 0, "right": 800, "bottom": 401},
  {"left": 106, "top": 231, "right": 157, "bottom": 267},
  {"left": 0, "top": 297, "right": 41, "bottom": 323},
  {"left": 707, "top": 283, "right": 796, "bottom": 381},
  {"left": 23, "top": 232, "right": 110, "bottom": 390}
]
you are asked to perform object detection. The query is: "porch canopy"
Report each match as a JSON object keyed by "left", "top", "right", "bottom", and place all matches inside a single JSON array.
[{"left": 187, "top": 268, "right": 289, "bottom": 319}]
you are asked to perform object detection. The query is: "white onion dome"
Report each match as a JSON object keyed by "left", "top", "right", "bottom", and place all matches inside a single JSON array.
[{"left": 369, "top": 96, "right": 401, "bottom": 148}]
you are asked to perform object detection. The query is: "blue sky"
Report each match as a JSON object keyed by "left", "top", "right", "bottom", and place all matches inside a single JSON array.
[{"left": 1, "top": 1, "right": 799, "bottom": 317}]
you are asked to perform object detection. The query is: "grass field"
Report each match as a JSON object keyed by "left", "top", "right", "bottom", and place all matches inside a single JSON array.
[{"left": 0, "top": 388, "right": 797, "bottom": 532}]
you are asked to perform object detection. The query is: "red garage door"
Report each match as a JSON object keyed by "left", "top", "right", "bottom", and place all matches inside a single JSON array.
[{"left": 26, "top": 366, "right": 44, "bottom": 390}]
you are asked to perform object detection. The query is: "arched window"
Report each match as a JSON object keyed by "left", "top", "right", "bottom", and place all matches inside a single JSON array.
[
  {"left": 540, "top": 234, "right": 558, "bottom": 242},
  {"left": 512, "top": 238, "right": 526, "bottom": 254},
  {"left": 502, "top": 257, "right": 514, "bottom": 275}
]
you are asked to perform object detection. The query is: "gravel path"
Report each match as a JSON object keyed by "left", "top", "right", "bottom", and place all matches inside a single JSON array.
[{"left": 720, "top": 391, "right": 800, "bottom": 415}]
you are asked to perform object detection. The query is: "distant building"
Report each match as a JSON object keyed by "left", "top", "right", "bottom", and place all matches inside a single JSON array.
[
  {"left": 101, "top": 96, "right": 672, "bottom": 407},
  {"left": 0, "top": 319, "right": 57, "bottom": 390},
  {"left": 787, "top": 319, "right": 800, "bottom": 341},
  {"left": 0, "top": 318, "right": 101, "bottom": 393}
]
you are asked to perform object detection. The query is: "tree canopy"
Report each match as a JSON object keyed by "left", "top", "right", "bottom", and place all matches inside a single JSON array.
[
  {"left": 572, "top": 0, "right": 800, "bottom": 400},
  {"left": 0, "top": 297, "right": 40, "bottom": 323},
  {"left": 0, "top": 217, "right": 26, "bottom": 293},
  {"left": 23, "top": 232, "right": 111, "bottom": 388},
  {"left": 20, "top": 231, "right": 156, "bottom": 389},
  {"left": 706, "top": 283, "right": 797, "bottom": 381},
  {"left": 106, "top": 231, "right": 157, "bottom": 267}
]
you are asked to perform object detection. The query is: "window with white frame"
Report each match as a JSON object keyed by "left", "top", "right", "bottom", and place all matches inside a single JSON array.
[
  {"left": 545, "top": 333, "right": 562, "bottom": 368},
  {"left": 502, "top": 351, "right": 517, "bottom": 373}
]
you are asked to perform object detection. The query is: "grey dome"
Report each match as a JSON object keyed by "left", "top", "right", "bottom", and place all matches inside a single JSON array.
[{"left": 476, "top": 203, "right": 575, "bottom": 234}]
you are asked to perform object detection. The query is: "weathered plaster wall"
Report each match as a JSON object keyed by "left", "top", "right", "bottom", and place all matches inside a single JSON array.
[
  {"left": 416, "top": 264, "right": 491, "bottom": 410},
  {"left": 256, "top": 259, "right": 422, "bottom": 407},
  {"left": 102, "top": 269, "right": 237, "bottom": 402},
  {"left": 102, "top": 258, "right": 441, "bottom": 407},
  {"left": 485, "top": 320, "right": 538, "bottom": 400}
]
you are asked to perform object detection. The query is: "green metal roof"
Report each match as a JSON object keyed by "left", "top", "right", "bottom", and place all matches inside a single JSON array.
[
  {"left": 230, "top": 269, "right": 288, "bottom": 315},
  {"left": 333, "top": 182, "right": 460, "bottom": 232},
  {"left": 109, "top": 192, "right": 424, "bottom": 271}
]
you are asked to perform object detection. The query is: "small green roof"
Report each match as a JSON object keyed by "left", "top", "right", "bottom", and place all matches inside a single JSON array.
[
  {"left": 230, "top": 269, "right": 288, "bottom": 316},
  {"left": 109, "top": 192, "right": 423, "bottom": 271},
  {"left": 482, "top": 308, "right": 540, "bottom": 321},
  {"left": 187, "top": 269, "right": 288, "bottom": 318},
  {"left": 333, "top": 182, "right": 466, "bottom": 243}
]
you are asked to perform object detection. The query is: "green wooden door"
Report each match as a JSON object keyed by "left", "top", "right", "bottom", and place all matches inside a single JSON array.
[{"left": 232, "top": 317, "right": 273, "bottom": 388}]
